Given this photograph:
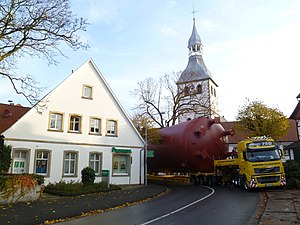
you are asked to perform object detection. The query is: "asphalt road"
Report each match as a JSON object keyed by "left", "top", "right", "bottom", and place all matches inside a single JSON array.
[{"left": 59, "top": 184, "right": 260, "bottom": 225}]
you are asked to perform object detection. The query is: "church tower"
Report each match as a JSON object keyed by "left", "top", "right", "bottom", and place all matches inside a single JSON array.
[{"left": 176, "top": 17, "right": 219, "bottom": 123}]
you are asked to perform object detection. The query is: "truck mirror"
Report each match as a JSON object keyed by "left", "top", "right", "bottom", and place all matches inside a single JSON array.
[
  {"left": 277, "top": 148, "right": 284, "bottom": 159},
  {"left": 281, "top": 149, "right": 285, "bottom": 159}
]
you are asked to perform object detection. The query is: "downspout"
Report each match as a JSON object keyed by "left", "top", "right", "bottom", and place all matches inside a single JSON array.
[{"left": 140, "top": 148, "right": 144, "bottom": 185}]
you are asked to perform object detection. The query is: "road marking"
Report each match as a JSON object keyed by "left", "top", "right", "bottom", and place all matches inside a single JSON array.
[{"left": 140, "top": 186, "right": 215, "bottom": 225}]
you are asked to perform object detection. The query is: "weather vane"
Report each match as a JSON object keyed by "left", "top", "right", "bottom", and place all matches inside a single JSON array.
[{"left": 192, "top": 5, "right": 197, "bottom": 20}]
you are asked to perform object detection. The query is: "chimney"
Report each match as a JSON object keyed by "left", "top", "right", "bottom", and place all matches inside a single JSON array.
[{"left": 8, "top": 100, "right": 14, "bottom": 105}]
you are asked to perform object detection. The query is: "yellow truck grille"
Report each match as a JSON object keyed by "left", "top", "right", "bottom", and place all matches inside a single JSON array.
[
  {"left": 257, "top": 176, "right": 280, "bottom": 184},
  {"left": 254, "top": 166, "right": 280, "bottom": 174}
]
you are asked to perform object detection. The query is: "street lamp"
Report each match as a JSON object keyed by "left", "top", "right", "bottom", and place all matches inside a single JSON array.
[
  {"left": 144, "top": 125, "right": 148, "bottom": 186},
  {"left": 143, "top": 112, "right": 165, "bottom": 186}
]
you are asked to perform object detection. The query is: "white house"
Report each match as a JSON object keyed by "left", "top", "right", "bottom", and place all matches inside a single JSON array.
[{"left": 3, "top": 59, "right": 146, "bottom": 185}]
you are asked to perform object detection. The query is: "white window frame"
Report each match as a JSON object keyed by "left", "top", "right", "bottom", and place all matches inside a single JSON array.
[
  {"left": 89, "top": 117, "right": 101, "bottom": 135},
  {"left": 12, "top": 149, "right": 30, "bottom": 174},
  {"left": 106, "top": 119, "right": 118, "bottom": 136},
  {"left": 49, "top": 112, "right": 64, "bottom": 132},
  {"left": 82, "top": 85, "right": 93, "bottom": 99},
  {"left": 112, "top": 154, "right": 130, "bottom": 176},
  {"left": 89, "top": 152, "right": 102, "bottom": 176},
  {"left": 69, "top": 114, "right": 82, "bottom": 133},
  {"left": 63, "top": 151, "right": 78, "bottom": 177},
  {"left": 35, "top": 150, "right": 51, "bottom": 177}
]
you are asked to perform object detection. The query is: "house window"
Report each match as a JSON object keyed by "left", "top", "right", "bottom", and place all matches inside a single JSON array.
[
  {"left": 49, "top": 112, "right": 63, "bottom": 131},
  {"left": 69, "top": 115, "right": 82, "bottom": 133},
  {"left": 82, "top": 85, "right": 93, "bottom": 99},
  {"left": 106, "top": 119, "right": 117, "bottom": 136},
  {"left": 12, "top": 149, "right": 29, "bottom": 174},
  {"left": 35, "top": 150, "right": 51, "bottom": 176},
  {"left": 90, "top": 117, "right": 101, "bottom": 135},
  {"left": 89, "top": 153, "right": 102, "bottom": 175},
  {"left": 63, "top": 151, "right": 78, "bottom": 176},
  {"left": 112, "top": 154, "right": 130, "bottom": 176}
]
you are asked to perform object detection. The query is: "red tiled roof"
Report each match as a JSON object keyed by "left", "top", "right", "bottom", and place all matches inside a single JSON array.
[
  {"left": 221, "top": 119, "right": 298, "bottom": 143},
  {"left": 0, "top": 103, "right": 31, "bottom": 134}
]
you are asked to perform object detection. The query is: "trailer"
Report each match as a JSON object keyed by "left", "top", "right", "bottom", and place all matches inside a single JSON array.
[{"left": 147, "top": 118, "right": 286, "bottom": 189}]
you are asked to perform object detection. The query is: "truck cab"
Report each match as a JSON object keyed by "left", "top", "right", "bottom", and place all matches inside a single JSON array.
[
  {"left": 214, "top": 136, "right": 286, "bottom": 189},
  {"left": 238, "top": 136, "right": 286, "bottom": 189}
]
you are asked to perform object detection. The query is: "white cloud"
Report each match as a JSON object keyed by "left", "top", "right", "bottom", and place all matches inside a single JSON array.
[
  {"left": 200, "top": 19, "right": 219, "bottom": 32},
  {"left": 159, "top": 25, "right": 178, "bottom": 37},
  {"left": 210, "top": 21, "right": 300, "bottom": 120}
]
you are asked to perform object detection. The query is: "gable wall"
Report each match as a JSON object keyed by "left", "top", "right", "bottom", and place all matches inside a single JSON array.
[{"left": 3, "top": 60, "right": 145, "bottom": 185}]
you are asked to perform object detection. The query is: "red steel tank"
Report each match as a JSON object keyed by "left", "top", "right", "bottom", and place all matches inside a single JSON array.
[{"left": 148, "top": 117, "right": 231, "bottom": 174}]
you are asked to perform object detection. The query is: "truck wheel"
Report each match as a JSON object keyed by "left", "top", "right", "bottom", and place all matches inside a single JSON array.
[{"left": 243, "top": 176, "right": 248, "bottom": 190}]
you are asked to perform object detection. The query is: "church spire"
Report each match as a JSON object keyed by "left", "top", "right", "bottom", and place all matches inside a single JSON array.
[
  {"left": 177, "top": 17, "right": 210, "bottom": 84},
  {"left": 176, "top": 14, "right": 219, "bottom": 122},
  {"left": 188, "top": 9, "right": 202, "bottom": 56}
]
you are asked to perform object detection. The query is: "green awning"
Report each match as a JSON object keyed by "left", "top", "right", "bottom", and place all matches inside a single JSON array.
[{"left": 112, "top": 147, "right": 132, "bottom": 153}]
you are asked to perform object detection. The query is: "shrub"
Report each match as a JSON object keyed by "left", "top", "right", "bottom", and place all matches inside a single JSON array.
[
  {"left": 0, "top": 144, "right": 12, "bottom": 173},
  {"left": 81, "top": 167, "right": 96, "bottom": 185},
  {"left": 30, "top": 174, "right": 45, "bottom": 185},
  {"left": 284, "top": 160, "right": 300, "bottom": 189},
  {"left": 44, "top": 181, "right": 120, "bottom": 196}
]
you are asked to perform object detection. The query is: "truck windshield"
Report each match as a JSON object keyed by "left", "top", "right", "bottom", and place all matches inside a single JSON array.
[{"left": 247, "top": 148, "right": 281, "bottom": 162}]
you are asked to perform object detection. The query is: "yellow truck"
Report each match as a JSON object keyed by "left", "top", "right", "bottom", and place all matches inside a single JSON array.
[{"left": 214, "top": 136, "right": 286, "bottom": 189}]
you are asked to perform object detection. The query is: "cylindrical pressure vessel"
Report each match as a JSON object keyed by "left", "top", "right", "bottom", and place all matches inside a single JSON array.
[{"left": 148, "top": 117, "right": 230, "bottom": 174}]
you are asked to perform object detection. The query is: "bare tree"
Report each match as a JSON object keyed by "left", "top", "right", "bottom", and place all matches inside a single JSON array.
[
  {"left": 130, "top": 112, "right": 161, "bottom": 144},
  {"left": 0, "top": 0, "right": 88, "bottom": 106},
  {"left": 132, "top": 72, "right": 214, "bottom": 128}
]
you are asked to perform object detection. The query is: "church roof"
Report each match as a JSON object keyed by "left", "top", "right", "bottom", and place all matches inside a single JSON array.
[
  {"left": 177, "top": 55, "right": 212, "bottom": 84},
  {"left": 177, "top": 18, "right": 215, "bottom": 85},
  {"left": 188, "top": 19, "right": 201, "bottom": 48}
]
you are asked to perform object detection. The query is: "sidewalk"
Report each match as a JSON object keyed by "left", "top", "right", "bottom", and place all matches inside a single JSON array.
[
  {"left": 258, "top": 189, "right": 300, "bottom": 225},
  {"left": 0, "top": 184, "right": 167, "bottom": 225}
]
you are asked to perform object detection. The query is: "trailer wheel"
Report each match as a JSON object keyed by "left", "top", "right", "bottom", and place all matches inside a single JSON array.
[
  {"left": 208, "top": 176, "right": 213, "bottom": 187},
  {"left": 233, "top": 174, "right": 239, "bottom": 187},
  {"left": 190, "top": 175, "right": 197, "bottom": 185},
  {"left": 199, "top": 176, "right": 204, "bottom": 185}
]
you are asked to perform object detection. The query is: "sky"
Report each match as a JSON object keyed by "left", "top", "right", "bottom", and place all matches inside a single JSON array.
[{"left": 1, "top": 0, "right": 300, "bottom": 121}]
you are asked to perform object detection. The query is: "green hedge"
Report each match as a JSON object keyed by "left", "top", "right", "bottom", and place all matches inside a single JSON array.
[
  {"left": 284, "top": 160, "right": 300, "bottom": 189},
  {"left": 44, "top": 181, "right": 120, "bottom": 196}
]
